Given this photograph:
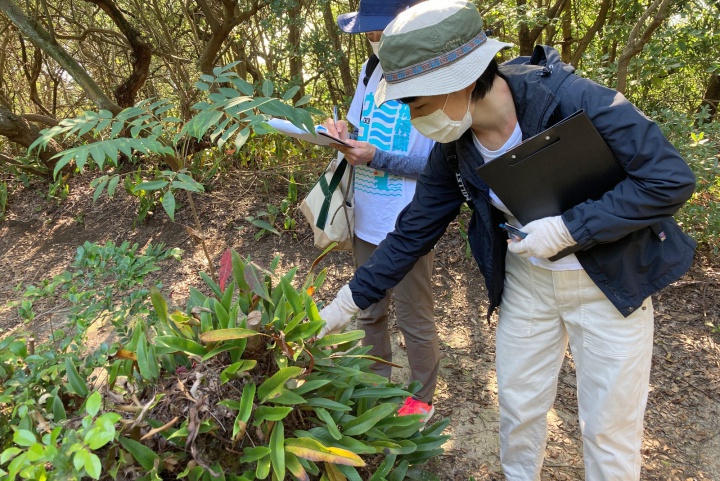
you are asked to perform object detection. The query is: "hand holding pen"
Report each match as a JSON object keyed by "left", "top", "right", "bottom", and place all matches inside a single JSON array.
[
  {"left": 321, "top": 106, "right": 349, "bottom": 140},
  {"left": 320, "top": 108, "right": 377, "bottom": 165}
]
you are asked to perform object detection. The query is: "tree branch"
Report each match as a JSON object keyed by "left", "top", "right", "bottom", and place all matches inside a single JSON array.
[{"left": 0, "top": 0, "right": 122, "bottom": 114}]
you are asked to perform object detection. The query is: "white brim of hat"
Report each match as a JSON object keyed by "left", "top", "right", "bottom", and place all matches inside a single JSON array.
[{"left": 375, "top": 39, "right": 513, "bottom": 106}]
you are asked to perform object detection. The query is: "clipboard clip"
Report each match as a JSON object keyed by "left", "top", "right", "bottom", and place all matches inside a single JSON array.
[{"left": 506, "top": 131, "right": 561, "bottom": 165}]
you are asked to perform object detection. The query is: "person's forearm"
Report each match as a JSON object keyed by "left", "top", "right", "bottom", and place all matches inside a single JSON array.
[{"left": 370, "top": 149, "right": 428, "bottom": 179}]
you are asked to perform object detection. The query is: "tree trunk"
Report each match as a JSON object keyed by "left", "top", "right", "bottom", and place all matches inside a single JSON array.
[
  {"left": 699, "top": 74, "right": 720, "bottom": 121},
  {"left": 288, "top": 0, "right": 305, "bottom": 104},
  {"left": 0, "top": 106, "right": 59, "bottom": 172},
  {"left": 0, "top": 0, "right": 122, "bottom": 115},
  {"left": 560, "top": 0, "right": 572, "bottom": 63},
  {"left": 83, "top": 0, "right": 152, "bottom": 108},
  {"left": 518, "top": 0, "right": 567, "bottom": 55},
  {"left": 615, "top": 0, "right": 671, "bottom": 94},
  {"left": 321, "top": 0, "right": 354, "bottom": 100},
  {"left": 517, "top": 0, "right": 534, "bottom": 55},
  {"left": 196, "top": 0, "right": 268, "bottom": 75},
  {"left": 569, "top": 0, "right": 611, "bottom": 66}
]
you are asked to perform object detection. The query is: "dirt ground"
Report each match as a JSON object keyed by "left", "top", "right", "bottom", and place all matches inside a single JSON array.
[{"left": 1, "top": 168, "right": 719, "bottom": 480}]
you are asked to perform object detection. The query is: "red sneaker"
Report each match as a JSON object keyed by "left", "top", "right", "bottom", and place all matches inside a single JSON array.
[{"left": 397, "top": 397, "right": 434, "bottom": 422}]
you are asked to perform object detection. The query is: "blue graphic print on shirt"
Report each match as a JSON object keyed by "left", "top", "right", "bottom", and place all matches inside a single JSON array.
[{"left": 355, "top": 94, "right": 412, "bottom": 197}]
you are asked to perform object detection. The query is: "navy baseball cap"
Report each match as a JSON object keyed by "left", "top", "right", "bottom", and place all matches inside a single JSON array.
[{"left": 337, "top": 0, "right": 421, "bottom": 33}]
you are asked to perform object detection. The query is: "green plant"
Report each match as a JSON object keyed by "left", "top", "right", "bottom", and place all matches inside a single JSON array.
[
  {"left": 0, "top": 241, "right": 180, "bottom": 469},
  {"left": 28, "top": 64, "right": 322, "bottom": 225},
  {"left": 457, "top": 204, "right": 473, "bottom": 260},
  {"left": 1, "top": 244, "right": 450, "bottom": 480},
  {"left": 136, "top": 247, "right": 450, "bottom": 480},
  {"left": 18, "top": 240, "right": 180, "bottom": 343},
  {"left": 0, "top": 180, "right": 7, "bottom": 219},
  {"left": 245, "top": 177, "right": 299, "bottom": 239},
  {"left": 46, "top": 176, "right": 69, "bottom": 201},
  {"left": 245, "top": 208, "right": 282, "bottom": 239},
  {"left": 661, "top": 109, "right": 720, "bottom": 249},
  {"left": 1, "top": 392, "right": 120, "bottom": 480}
]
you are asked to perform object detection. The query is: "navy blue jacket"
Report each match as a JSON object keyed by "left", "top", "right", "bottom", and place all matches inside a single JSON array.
[{"left": 349, "top": 46, "right": 696, "bottom": 318}]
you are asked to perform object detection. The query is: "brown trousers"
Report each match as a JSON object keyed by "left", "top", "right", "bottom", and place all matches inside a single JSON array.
[{"left": 353, "top": 237, "right": 440, "bottom": 404}]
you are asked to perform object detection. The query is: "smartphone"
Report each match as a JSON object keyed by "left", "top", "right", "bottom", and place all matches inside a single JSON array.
[{"left": 499, "top": 223, "right": 528, "bottom": 241}]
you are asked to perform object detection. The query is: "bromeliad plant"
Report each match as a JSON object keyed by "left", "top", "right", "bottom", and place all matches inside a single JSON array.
[{"left": 125, "top": 247, "right": 451, "bottom": 480}]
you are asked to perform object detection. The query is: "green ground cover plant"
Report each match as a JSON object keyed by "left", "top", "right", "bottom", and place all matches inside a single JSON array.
[{"left": 0, "top": 243, "right": 450, "bottom": 481}]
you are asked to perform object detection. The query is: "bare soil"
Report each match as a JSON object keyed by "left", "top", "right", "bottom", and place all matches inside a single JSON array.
[{"left": 1, "top": 167, "right": 719, "bottom": 480}]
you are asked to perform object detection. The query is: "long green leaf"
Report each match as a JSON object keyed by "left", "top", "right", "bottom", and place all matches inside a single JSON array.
[
  {"left": 220, "top": 360, "right": 257, "bottom": 383},
  {"left": 284, "top": 451, "right": 309, "bottom": 481},
  {"left": 369, "top": 454, "right": 396, "bottom": 481},
  {"left": 136, "top": 332, "right": 154, "bottom": 381},
  {"left": 313, "top": 331, "right": 365, "bottom": 349},
  {"left": 153, "top": 336, "right": 207, "bottom": 356},
  {"left": 314, "top": 408, "right": 342, "bottom": 440},
  {"left": 65, "top": 357, "right": 89, "bottom": 397},
  {"left": 92, "top": 177, "right": 108, "bottom": 203},
  {"left": 133, "top": 180, "right": 168, "bottom": 192},
  {"left": 341, "top": 404, "right": 397, "bottom": 437},
  {"left": 119, "top": 436, "right": 158, "bottom": 470},
  {"left": 258, "top": 367, "right": 303, "bottom": 403},
  {"left": 351, "top": 387, "right": 412, "bottom": 399},
  {"left": 237, "top": 446, "right": 271, "bottom": 463},
  {"left": 231, "top": 249, "right": 250, "bottom": 292},
  {"left": 244, "top": 262, "right": 272, "bottom": 302},
  {"left": 269, "top": 422, "right": 285, "bottom": 480},
  {"left": 284, "top": 438, "right": 365, "bottom": 467},
  {"left": 280, "top": 276, "right": 303, "bottom": 314},
  {"left": 162, "top": 190, "right": 176, "bottom": 221},
  {"left": 52, "top": 392, "right": 67, "bottom": 422},
  {"left": 305, "top": 398, "right": 352, "bottom": 412},
  {"left": 254, "top": 406, "right": 293, "bottom": 423},
  {"left": 149, "top": 286, "right": 168, "bottom": 324},
  {"left": 107, "top": 175, "right": 120, "bottom": 197},
  {"left": 199, "top": 328, "right": 260, "bottom": 343}
]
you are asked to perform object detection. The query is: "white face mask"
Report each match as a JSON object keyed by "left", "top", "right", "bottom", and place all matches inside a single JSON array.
[
  {"left": 369, "top": 40, "right": 380, "bottom": 56},
  {"left": 411, "top": 94, "right": 473, "bottom": 143}
]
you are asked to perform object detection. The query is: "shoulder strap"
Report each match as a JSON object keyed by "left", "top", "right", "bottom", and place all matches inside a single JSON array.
[
  {"left": 363, "top": 54, "right": 380, "bottom": 87},
  {"left": 316, "top": 158, "right": 349, "bottom": 229},
  {"left": 442, "top": 142, "right": 473, "bottom": 206}
]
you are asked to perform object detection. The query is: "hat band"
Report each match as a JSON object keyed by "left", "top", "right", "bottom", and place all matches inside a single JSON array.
[{"left": 384, "top": 30, "right": 488, "bottom": 84}]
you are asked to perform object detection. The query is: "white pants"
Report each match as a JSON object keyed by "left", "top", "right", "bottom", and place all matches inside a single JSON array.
[{"left": 497, "top": 252, "right": 654, "bottom": 481}]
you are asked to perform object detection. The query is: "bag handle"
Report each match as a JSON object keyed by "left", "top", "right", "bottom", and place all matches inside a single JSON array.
[{"left": 315, "top": 157, "right": 349, "bottom": 229}]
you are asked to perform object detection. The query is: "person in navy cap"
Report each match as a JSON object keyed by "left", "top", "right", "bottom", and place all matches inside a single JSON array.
[{"left": 319, "top": 0, "right": 439, "bottom": 422}]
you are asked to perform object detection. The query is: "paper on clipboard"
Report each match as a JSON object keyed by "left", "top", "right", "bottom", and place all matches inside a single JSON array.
[{"left": 266, "top": 118, "right": 351, "bottom": 147}]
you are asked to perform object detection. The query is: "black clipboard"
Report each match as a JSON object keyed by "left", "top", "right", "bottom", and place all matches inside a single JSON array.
[
  {"left": 318, "top": 131, "right": 352, "bottom": 147},
  {"left": 475, "top": 110, "right": 626, "bottom": 260}
]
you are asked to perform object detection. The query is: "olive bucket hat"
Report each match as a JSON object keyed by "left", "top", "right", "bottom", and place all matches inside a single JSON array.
[{"left": 375, "top": 0, "right": 513, "bottom": 105}]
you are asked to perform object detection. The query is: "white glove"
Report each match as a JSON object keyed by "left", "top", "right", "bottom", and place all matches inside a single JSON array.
[
  {"left": 506, "top": 216, "right": 576, "bottom": 259},
  {"left": 318, "top": 284, "right": 359, "bottom": 338}
]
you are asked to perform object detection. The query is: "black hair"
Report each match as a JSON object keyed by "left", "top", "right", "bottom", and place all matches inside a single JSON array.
[
  {"left": 398, "top": 57, "right": 504, "bottom": 104},
  {"left": 398, "top": 96, "right": 417, "bottom": 105},
  {"left": 471, "top": 58, "right": 502, "bottom": 100}
]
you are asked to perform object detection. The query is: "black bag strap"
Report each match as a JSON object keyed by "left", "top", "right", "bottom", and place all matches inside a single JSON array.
[
  {"left": 442, "top": 142, "right": 474, "bottom": 207},
  {"left": 363, "top": 54, "right": 380, "bottom": 87},
  {"left": 316, "top": 158, "right": 349, "bottom": 229}
]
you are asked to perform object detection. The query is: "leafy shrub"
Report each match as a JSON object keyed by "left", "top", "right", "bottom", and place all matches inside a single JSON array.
[
  {"left": 1, "top": 244, "right": 450, "bottom": 480},
  {"left": 27, "top": 63, "right": 323, "bottom": 223},
  {"left": 659, "top": 108, "right": 720, "bottom": 249}
]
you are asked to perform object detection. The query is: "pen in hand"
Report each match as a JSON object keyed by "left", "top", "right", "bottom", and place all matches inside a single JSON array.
[{"left": 332, "top": 106, "right": 339, "bottom": 134}]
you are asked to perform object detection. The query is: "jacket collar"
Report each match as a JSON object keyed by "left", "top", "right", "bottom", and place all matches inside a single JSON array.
[{"left": 499, "top": 61, "right": 575, "bottom": 139}]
